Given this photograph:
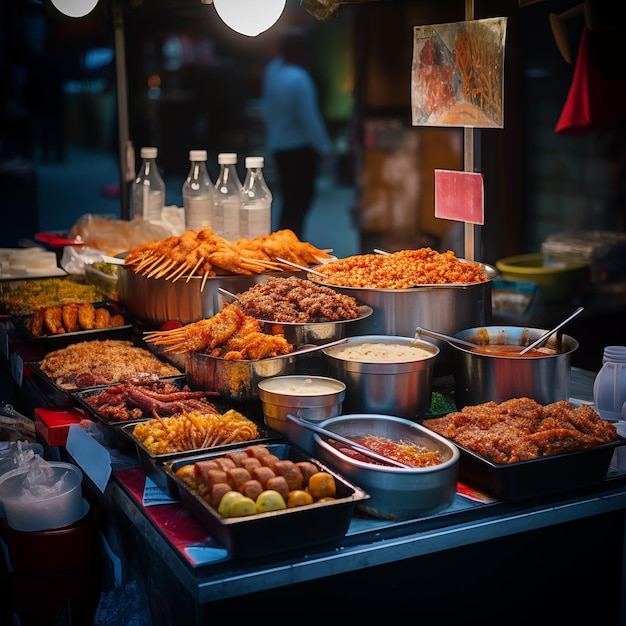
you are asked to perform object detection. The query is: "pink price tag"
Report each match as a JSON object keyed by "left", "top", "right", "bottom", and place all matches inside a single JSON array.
[{"left": 434, "top": 169, "right": 484, "bottom": 225}]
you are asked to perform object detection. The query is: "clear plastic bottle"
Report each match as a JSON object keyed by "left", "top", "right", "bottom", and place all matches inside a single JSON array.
[
  {"left": 593, "top": 345, "right": 626, "bottom": 421},
  {"left": 132, "top": 146, "right": 165, "bottom": 222},
  {"left": 213, "top": 152, "right": 242, "bottom": 241},
  {"left": 239, "top": 156, "right": 272, "bottom": 240},
  {"left": 182, "top": 149, "right": 215, "bottom": 231}
]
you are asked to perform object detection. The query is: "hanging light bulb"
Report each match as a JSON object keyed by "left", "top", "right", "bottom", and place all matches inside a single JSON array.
[
  {"left": 51, "top": 0, "right": 99, "bottom": 18},
  {"left": 212, "top": 0, "right": 286, "bottom": 37}
]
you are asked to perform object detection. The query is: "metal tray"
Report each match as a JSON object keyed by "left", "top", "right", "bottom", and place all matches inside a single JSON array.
[
  {"left": 454, "top": 436, "right": 626, "bottom": 501},
  {"left": 18, "top": 303, "right": 132, "bottom": 353},
  {"left": 162, "top": 442, "right": 369, "bottom": 558},
  {"left": 119, "top": 410, "right": 280, "bottom": 494}
]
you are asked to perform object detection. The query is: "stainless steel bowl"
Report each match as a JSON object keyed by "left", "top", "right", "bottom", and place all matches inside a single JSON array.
[
  {"left": 258, "top": 375, "right": 346, "bottom": 453},
  {"left": 322, "top": 335, "right": 439, "bottom": 419},
  {"left": 452, "top": 325, "right": 579, "bottom": 408},
  {"left": 309, "top": 261, "right": 497, "bottom": 375},
  {"left": 314, "top": 414, "right": 459, "bottom": 520},
  {"left": 185, "top": 351, "right": 297, "bottom": 402}
]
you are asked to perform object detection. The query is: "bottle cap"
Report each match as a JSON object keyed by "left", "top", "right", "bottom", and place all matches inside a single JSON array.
[
  {"left": 245, "top": 156, "right": 264, "bottom": 169},
  {"left": 218, "top": 153, "right": 237, "bottom": 164},
  {"left": 141, "top": 147, "right": 158, "bottom": 159},
  {"left": 189, "top": 150, "right": 208, "bottom": 161}
]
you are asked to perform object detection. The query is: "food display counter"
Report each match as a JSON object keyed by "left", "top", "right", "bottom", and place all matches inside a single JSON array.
[
  {"left": 1, "top": 269, "right": 625, "bottom": 625},
  {"left": 3, "top": 319, "right": 626, "bottom": 624}
]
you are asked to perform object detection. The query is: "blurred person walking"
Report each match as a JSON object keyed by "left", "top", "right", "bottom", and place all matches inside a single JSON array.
[{"left": 262, "top": 27, "right": 333, "bottom": 240}]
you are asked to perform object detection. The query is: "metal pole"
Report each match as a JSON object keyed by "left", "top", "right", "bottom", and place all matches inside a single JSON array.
[
  {"left": 463, "top": 0, "right": 481, "bottom": 261},
  {"left": 112, "top": 0, "right": 131, "bottom": 220}
]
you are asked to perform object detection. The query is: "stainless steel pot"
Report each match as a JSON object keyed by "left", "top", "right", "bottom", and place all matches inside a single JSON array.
[
  {"left": 451, "top": 325, "right": 579, "bottom": 408},
  {"left": 323, "top": 335, "right": 439, "bottom": 419},
  {"left": 309, "top": 261, "right": 497, "bottom": 375},
  {"left": 118, "top": 268, "right": 305, "bottom": 328}
]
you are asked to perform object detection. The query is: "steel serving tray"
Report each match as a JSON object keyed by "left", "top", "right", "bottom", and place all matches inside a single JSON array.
[
  {"left": 162, "top": 442, "right": 369, "bottom": 558},
  {"left": 453, "top": 436, "right": 626, "bottom": 501}
]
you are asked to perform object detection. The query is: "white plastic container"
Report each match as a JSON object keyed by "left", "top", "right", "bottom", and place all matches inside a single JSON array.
[
  {"left": 593, "top": 346, "right": 626, "bottom": 421},
  {"left": 0, "top": 461, "right": 84, "bottom": 531}
]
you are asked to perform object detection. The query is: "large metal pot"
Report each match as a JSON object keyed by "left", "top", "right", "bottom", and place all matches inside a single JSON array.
[
  {"left": 309, "top": 261, "right": 497, "bottom": 375},
  {"left": 451, "top": 325, "right": 579, "bottom": 408},
  {"left": 118, "top": 268, "right": 305, "bottom": 328}
]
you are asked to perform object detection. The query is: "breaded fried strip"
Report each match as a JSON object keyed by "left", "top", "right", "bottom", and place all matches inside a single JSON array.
[
  {"left": 44, "top": 306, "right": 65, "bottom": 334},
  {"left": 62, "top": 302, "right": 80, "bottom": 333},
  {"left": 94, "top": 307, "right": 111, "bottom": 329},
  {"left": 30, "top": 307, "right": 46, "bottom": 336},
  {"left": 77, "top": 302, "right": 96, "bottom": 330}
]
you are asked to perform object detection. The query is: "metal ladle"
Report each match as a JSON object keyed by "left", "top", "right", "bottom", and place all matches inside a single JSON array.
[
  {"left": 519, "top": 306, "right": 584, "bottom": 355},
  {"left": 415, "top": 327, "right": 478, "bottom": 350},
  {"left": 285, "top": 414, "right": 409, "bottom": 468}
]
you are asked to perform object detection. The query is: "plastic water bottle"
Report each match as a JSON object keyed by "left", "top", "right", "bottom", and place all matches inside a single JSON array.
[
  {"left": 182, "top": 149, "right": 215, "bottom": 231},
  {"left": 132, "top": 146, "right": 165, "bottom": 221},
  {"left": 240, "top": 156, "right": 272, "bottom": 239},
  {"left": 593, "top": 345, "right": 626, "bottom": 421},
  {"left": 213, "top": 152, "right": 242, "bottom": 241}
]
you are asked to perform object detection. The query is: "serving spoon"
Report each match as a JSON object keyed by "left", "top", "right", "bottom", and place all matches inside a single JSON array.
[
  {"left": 519, "top": 306, "right": 584, "bottom": 355},
  {"left": 285, "top": 414, "right": 410, "bottom": 468},
  {"left": 414, "top": 327, "right": 479, "bottom": 350}
]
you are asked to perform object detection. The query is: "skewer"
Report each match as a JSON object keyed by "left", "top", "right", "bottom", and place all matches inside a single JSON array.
[{"left": 275, "top": 257, "right": 326, "bottom": 277}]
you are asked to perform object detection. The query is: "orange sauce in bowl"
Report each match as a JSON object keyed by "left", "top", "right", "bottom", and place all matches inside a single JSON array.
[{"left": 470, "top": 344, "right": 557, "bottom": 358}]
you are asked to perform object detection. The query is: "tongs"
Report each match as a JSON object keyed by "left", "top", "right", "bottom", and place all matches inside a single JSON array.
[{"left": 286, "top": 414, "right": 410, "bottom": 468}]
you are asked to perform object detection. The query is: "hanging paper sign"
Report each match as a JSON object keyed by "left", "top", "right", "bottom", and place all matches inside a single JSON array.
[
  {"left": 434, "top": 169, "right": 484, "bottom": 225},
  {"left": 411, "top": 17, "right": 507, "bottom": 128}
]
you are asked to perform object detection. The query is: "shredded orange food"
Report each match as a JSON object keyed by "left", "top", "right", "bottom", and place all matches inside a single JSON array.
[{"left": 314, "top": 248, "right": 487, "bottom": 289}]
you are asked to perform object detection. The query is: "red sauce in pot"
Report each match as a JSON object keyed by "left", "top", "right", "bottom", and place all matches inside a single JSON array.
[{"left": 469, "top": 344, "right": 557, "bottom": 358}]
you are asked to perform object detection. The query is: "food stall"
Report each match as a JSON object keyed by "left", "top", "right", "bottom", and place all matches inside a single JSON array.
[
  {"left": 1, "top": 237, "right": 626, "bottom": 624},
  {"left": 2, "top": 2, "right": 626, "bottom": 625}
]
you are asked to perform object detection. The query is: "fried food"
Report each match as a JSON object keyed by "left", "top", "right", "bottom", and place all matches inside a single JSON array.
[
  {"left": 61, "top": 302, "right": 80, "bottom": 333},
  {"left": 316, "top": 247, "right": 487, "bottom": 289},
  {"left": 25, "top": 303, "right": 126, "bottom": 336},
  {"left": 423, "top": 397, "right": 618, "bottom": 464},
  {"left": 123, "top": 227, "right": 332, "bottom": 290},
  {"left": 131, "top": 407, "right": 259, "bottom": 454},
  {"left": 143, "top": 303, "right": 293, "bottom": 359},
  {"left": 39, "top": 339, "right": 181, "bottom": 389}
]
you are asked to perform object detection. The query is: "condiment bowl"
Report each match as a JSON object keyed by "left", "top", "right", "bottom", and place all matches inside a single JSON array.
[
  {"left": 314, "top": 414, "right": 459, "bottom": 520},
  {"left": 257, "top": 375, "right": 346, "bottom": 453}
]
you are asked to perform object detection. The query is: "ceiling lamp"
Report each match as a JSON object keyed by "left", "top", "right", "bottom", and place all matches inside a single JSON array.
[
  {"left": 51, "top": 0, "right": 99, "bottom": 18},
  {"left": 212, "top": 0, "right": 287, "bottom": 37}
]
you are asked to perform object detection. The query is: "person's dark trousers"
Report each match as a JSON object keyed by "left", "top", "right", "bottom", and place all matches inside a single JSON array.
[{"left": 274, "top": 146, "right": 319, "bottom": 240}]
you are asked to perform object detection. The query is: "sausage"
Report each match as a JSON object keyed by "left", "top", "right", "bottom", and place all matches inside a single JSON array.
[
  {"left": 265, "top": 475, "right": 289, "bottom": 500},
  {"left": 273, "top": 459, "right": 304, "bottom": 491},
  {"left": 296, "top": 461, "right": 319, "bottom": 485},
  {"left": 206, "top": 482, "right": 232, "bottom": 509},
  {"left": 197, "top": 468, "right": 228, "bottom": 497},
  {"left": 246, "top": 445, "right": 272, "bottom": 460},
  {"left": 239, "top": 457, "right": 262, "bottom": 472},
  {"left": 260, "top": 453, "right": 280, "bottom": 469},
  {"left": 252, "top": 466, "right": 276, "bottom": 488},
  {"left": 226, "top": 450, "right": 250, "bottom": 466},
  {"left": 214, "top": 457, "right": 236, "bottom": 472},
  {"left": 193, "top": 460, "right": 219, "bottom": 485},
  {"left": 239, "top": 479, "right": 263, "bottom": 501},
  {"left": 226, "top": 467, "right": 252, "bottom": 490}
]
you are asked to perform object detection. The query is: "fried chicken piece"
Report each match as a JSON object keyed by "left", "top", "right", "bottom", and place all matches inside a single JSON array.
[
  {"left": 94, "top": 306, "right": 111, "bottom": 329},
  {"left": 77, "top": 302, "right": 96, "bottom": 330},
  {"left": 29, "top": 307, "right": 46, "bottom": 336},
  {"left": 44, "top": 306, "right": 65, "bottom": 334},
  {"left": 62, "top": 302, "right": 80, "bottom": 333}
]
